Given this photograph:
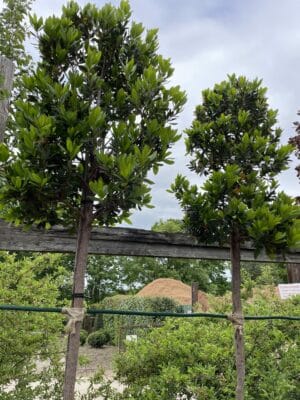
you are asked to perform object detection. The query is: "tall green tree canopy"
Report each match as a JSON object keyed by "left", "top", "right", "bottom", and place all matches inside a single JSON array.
[
  {"left": 172, "top": 74, "right": 299, "bottom": 255},
  {"left": 171, "top": 74, "right": 299, "bottom": 400},
  {"left": 0, "top": 2, "right": 186, "bottom": 397},
  {"left": 0, "top": 0, "right": 186, "bottom": 228}
]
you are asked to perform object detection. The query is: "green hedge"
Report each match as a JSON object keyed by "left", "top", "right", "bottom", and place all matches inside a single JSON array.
[
  {"left": 91, "top": 295, "right": 183, "bottom": 344},
  {"left": 87, "top": 329, "right": 110, "bottom": 348}
]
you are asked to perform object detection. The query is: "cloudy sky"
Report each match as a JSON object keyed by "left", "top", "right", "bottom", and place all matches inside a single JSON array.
[{"left": 2, "top": 0, "right": 300, "bottom": 229}]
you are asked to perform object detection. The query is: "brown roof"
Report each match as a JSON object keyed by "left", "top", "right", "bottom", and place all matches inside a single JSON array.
[{"left": 137, "top": 278, "right": 208, "bottom": 311}]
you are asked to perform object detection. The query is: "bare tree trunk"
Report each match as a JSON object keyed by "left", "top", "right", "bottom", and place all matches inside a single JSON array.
[
  {"left": 230, "top": 226, "right": 245, "bottom": 400},
  {"left": 191, "top": 282, "right": 199, "bottom": 312},
  {"left": 286, "top": 263, "right": 300, "bottom": 283},
  {"left": 0, "top": 55, "right": 14, "bottom": 141},
  {"left": 63, "top": 202, "right": 93, "bottom": 400}
]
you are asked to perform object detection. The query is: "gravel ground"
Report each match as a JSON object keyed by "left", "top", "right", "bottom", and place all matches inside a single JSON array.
[
  {"left": 76, "top": 345, "right": 125, "bottom": 397},
  {"left": 77, "top": 344, "right": 118, "bottom": 378}
]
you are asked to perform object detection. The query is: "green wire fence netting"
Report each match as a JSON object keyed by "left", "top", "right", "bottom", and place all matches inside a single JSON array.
[{"left": 1, "top": 304, "right": 300, "bottom": 320}]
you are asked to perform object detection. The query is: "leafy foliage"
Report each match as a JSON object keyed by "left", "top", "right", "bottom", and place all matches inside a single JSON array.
[
  {"left": 85, "top": 218, "right": 229, "bottom": 303},
  {"left": 0, "top": 252, "right": 64, "bottom": 399},
  {"left": 171, "top": 74, "right": 299, "bottom": 255},
  {"left": 80, "top": 329, "right": 88, "bottom": 346},
  {"left": 0, "top": 0, "right": 186, "bottom": 229},
  {"left": 15, "top": 252, "right": 73, "bottom": 301},
  {"left": 85, "top": 254, "right": 229, "bottom": 303},
  {"left": 0, "top": 0, "right": 33, "bottom": 68},
  {"left": 112, "top": 292, "right": 300, "bottom": 400},
  {"left": 87, "top": 329, "right": 110, "bottom": 348},
  {"left": 289, "top": 109, "right": 300, "bottom": 181},
  {"left": 92, "top": 295, "right": 182, "bottom": 344},
  {"left": 0, "top": 0, "right": 34, "bottom": 156},
  {"left": 151, "top": 218, "right": 184, "bottom": 233},
  {"left": 241, "top": 261, "right": 288, "bottom": 290}
]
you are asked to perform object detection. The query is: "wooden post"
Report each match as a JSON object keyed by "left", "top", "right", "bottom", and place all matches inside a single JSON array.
[
  {"left": 191, "top": 282, "right": 199, "bottom": 312},
  {"left": 63, "top": 202, "right": 93, "bottom": 400},
  {"left": 230, "top": 226, "right": 245, "bottom": 400},
  {"left": 0, "top": 55, "right": 14, "bottom": 141},
  {"left": 286, "top": 263, "right": 300, "bottom": 283}
]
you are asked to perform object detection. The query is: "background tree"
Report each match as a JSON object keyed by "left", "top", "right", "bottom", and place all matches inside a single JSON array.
[
  {"left": 85, "top": 218, "right": 229, "bottom": 304},
  {"left": 241, "top": 261, "right": 287, "bottom": 291},
  {"left": 0, "top": 1, "right": 186, "bottom": 398},
  {"left": 171, "top": 74, "right": 300, "bottom": 400},
  {"left": 151, "top": 217, "right": 184, "bottom": 232},
  {"left": 0, "top": 0, "right": 34, "bottom": 161},
  {"left": 85, "top": 254, "right": 229, "bottom": 303},
  {"left": 0, "top": 0, "right": 34, "bottom": 137},
  {"left": 0, "top": 0, "right": 33, "bottom": 68}
]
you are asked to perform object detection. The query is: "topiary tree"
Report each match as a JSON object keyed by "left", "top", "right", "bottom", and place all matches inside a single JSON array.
[
  {"left": 87, "top": 329, "right": 110, "bottom": 348},
  {"left": 171, "top": 74, "right": 300, "bottom": 400},
  {"left": 0, "top": 1, "right": 186, "bottom": 398}
]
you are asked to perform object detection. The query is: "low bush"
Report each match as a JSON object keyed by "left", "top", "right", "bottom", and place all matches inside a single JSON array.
[
  {"left": 87, "top": 329, "right": 110, "bottom": 348},
  {"left": 113, "top": 291, "right": 300, "bottom": 399},
  {"left": 80, "top": 329, "right": 89, "bottom": 346},
  {"left": 94, "top": 295, "right": 182, "bottom": 344}
]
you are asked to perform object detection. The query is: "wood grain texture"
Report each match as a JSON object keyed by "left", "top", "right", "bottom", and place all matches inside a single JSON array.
[
  {"left": 0, "top": 219, "right": 299, "bottom": 263},
  {"left": 0, "top": 56, "right": 14, "bottom": 141},
  {"left": 287, "top": 263, "right": 300, "bottom": 282}
]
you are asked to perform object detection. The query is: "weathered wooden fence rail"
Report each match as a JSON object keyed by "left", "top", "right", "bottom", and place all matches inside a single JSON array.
[{"left": 0, "top": 220, "right": 299, "bottom": 263}]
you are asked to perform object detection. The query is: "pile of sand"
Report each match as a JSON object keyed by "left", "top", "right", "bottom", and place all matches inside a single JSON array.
[{"left": 137, "top": 278, "right": 208, "bottom": 311}]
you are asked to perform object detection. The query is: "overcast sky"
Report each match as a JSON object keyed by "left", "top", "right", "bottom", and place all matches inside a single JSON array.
[{"left": 2, "top": 0, "right": 299, "bottom": 229}]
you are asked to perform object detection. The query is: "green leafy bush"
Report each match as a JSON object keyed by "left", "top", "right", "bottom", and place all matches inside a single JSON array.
[
  {"left": 0, "top": 252, "right": 64, "bottom": 399},
  {"left": 80, "top": 329, "right": 89, "bottom": 346},
  {"left": 87, "top": 329, "right": 110, "bottom": 348},
  {"left": 113, "top": 291, "right": 300, "bottom": 399}
]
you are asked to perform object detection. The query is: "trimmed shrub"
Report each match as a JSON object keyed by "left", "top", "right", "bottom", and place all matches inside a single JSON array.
[
  {"left": 87, "top": 329, "right": 110, "bottom": 348},
  {"left": 80, "top": 329, "right": 88, "bottom": 346}
]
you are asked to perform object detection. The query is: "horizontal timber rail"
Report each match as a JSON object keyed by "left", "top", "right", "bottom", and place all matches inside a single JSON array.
[{"left": 0, "top": 219, "right": 299, "bottom": 263}]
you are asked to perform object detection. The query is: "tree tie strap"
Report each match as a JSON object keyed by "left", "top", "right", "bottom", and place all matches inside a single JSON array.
[
  {"left": 61, "top": 307, "right": 85, "bottom": 335},
  {"left": 227, "top": 313, "right": 244, "bottom": 327}
]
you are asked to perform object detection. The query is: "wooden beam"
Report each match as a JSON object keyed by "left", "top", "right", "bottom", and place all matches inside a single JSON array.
[
  {"left": 0, "top": 219, "right": 299, "bottom": 263},
  {"left": 287, "top": 263, "right": 300, "bottom": 283},
  {"left": 0, "top": 56, "right": 14, "bottom": 141}
]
